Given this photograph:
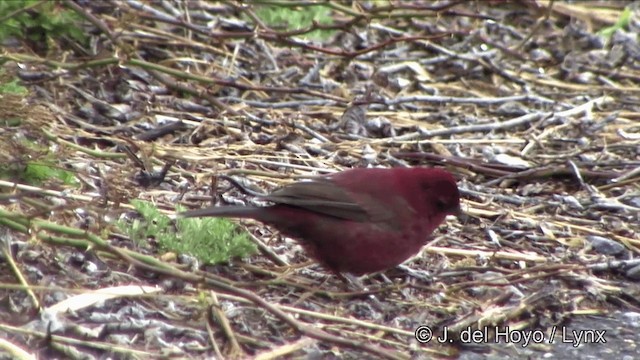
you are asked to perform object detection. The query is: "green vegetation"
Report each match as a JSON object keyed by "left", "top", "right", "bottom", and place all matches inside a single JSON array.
[
  {"left": 22, "top": 162, "right": 78, "bottom": 186},
  {"left": 0, "top": 78, "right": 28, "bottom": 96},
  {"left": 0, "top": 72, "right": 27, "bottom": 126},
  {"left": 0, "top": 136, "right": 79, "bottom": 187},
  {"left": 254, "top": 3, "right": 334, "bottom": 40},
  {"left": 0, "top": 160, "right": 78, "bottom": 186},
  {"left": 0, "top": 0, "right": 87, "bottom": 45},
  {"left": 119, "top": 200, "right": 256, "bottom": 265},
  {"left": 598, "top": 6, "right": 632, "bottom": 38},
  {"left": 0, "top": 68, "right": 77, "bottom": 187}
]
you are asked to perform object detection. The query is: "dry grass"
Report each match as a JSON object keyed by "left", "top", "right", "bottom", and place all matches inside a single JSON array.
[{"left": 1, "top": 1, "right": 639, "bottom": 359}]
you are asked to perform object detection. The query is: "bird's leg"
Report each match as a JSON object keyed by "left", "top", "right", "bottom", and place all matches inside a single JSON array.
[
  {"left": 396, "top": 265, "right": 433, "bottom": 283},
  {"left": 339, "top": 273, "right": 388, "bottom": 311}
]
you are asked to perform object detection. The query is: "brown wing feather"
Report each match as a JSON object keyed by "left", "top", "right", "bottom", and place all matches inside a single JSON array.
[{"left": 262, "top": 178, "right": 398, "bottom": 223}]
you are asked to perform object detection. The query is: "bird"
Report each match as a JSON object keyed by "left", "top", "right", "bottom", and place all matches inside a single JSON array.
[{"left": 179, "top": 167, "right": 461, "bottom": 275}]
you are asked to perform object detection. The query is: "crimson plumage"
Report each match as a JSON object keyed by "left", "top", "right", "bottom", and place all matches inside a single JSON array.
[{"left": 180, "top": 167, "right": 460, "bottom": 275}]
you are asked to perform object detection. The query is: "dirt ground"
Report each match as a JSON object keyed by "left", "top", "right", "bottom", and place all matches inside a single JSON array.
[{"left": 1, "top": 1, "right": 639, "bottom": 359}]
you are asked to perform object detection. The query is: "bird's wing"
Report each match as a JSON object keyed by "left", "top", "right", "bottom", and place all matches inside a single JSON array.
[{"left": 262, "top": 178, "right": 397, "bottom": 223}]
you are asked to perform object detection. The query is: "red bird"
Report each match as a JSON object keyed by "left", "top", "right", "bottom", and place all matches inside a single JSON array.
[{"left": 180, "top": 167, "right": 460, "bottom": 275}]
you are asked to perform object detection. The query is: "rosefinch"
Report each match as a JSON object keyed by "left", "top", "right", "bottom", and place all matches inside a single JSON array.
[{"left": 180, "top": 168, "right": 460, "bottom": 275}]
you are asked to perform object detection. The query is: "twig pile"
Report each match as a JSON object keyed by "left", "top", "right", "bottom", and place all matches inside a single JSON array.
[{"left": 1, "top": 1, "right": 639, "bottom": 358}]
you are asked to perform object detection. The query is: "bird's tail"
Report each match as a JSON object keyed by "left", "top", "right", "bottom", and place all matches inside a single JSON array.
[{"left": 178, "top": 206, "right": 262, "bottom": 219}]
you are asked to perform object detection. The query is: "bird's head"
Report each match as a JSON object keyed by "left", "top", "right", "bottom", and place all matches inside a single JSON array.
[{"left": 406, "top": 168, "right": 461, "bottom": 218}]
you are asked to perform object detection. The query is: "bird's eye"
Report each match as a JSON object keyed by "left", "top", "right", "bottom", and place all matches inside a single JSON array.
[{"left": 435, "top": 198, "right": 448, "bottom": 211}]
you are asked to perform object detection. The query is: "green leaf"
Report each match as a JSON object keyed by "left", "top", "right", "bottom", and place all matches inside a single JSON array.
[{"left": 597, "top": 7, "right": 632, "bottom": 38}]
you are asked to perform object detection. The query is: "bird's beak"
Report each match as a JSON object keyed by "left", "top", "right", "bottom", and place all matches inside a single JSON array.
[{"left": 452, "top": 205, "right": 470, "bottom": 223}]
